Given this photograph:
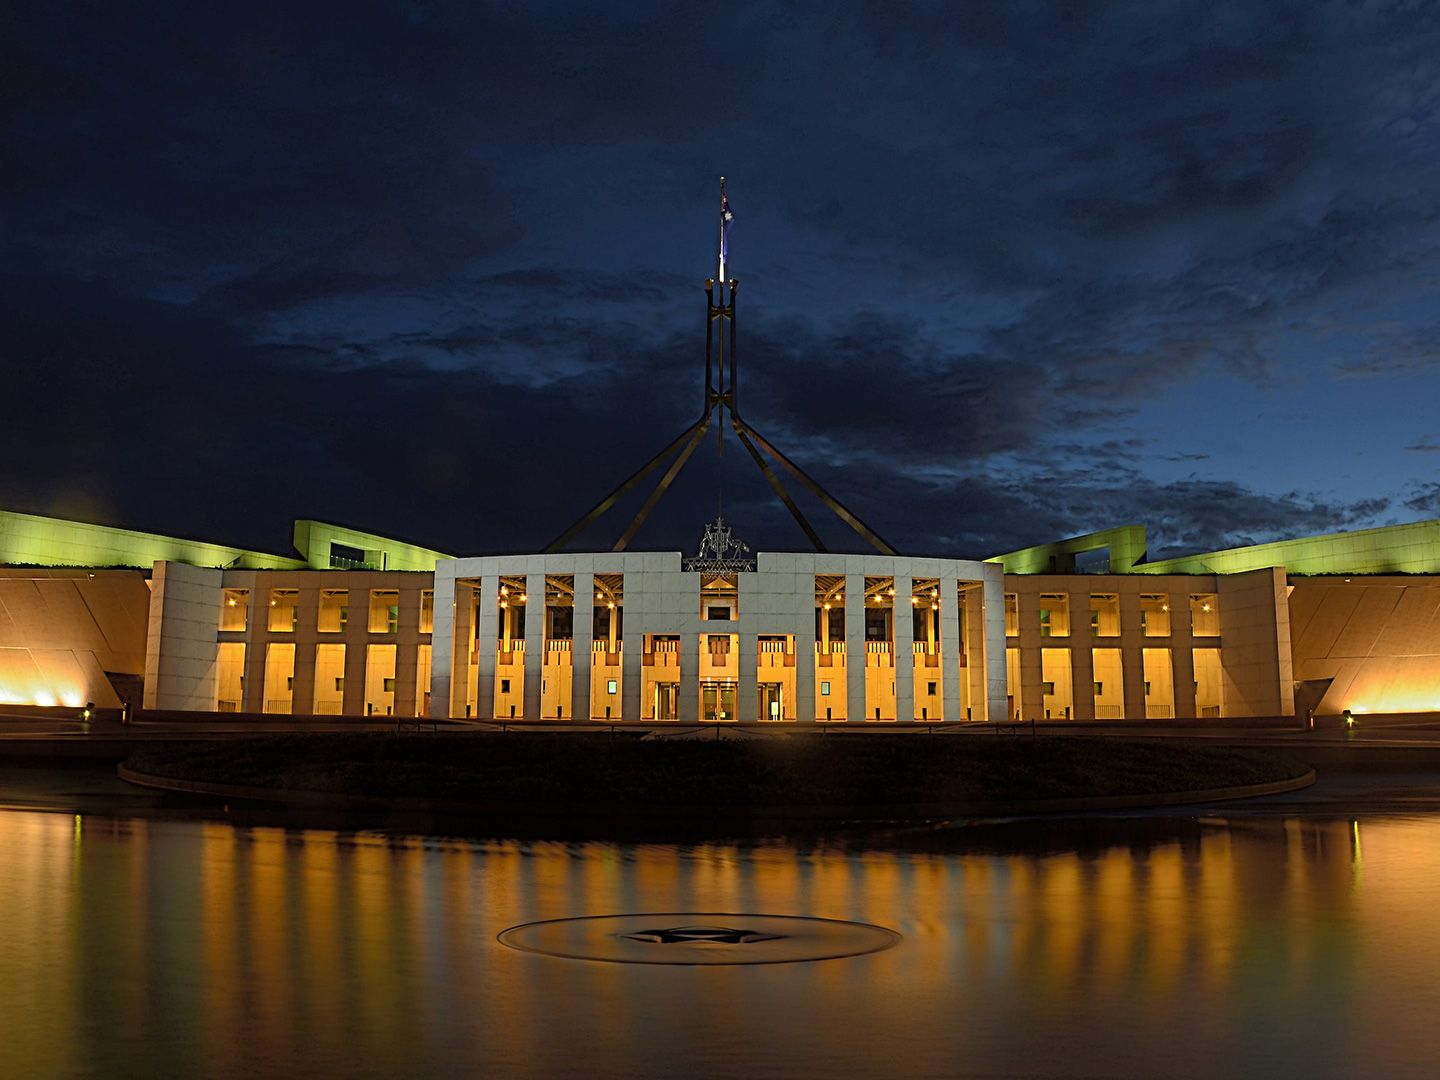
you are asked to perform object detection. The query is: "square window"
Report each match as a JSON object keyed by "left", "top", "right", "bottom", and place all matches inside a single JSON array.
[
  {"left": 383, "top": 678, "right": 395, "bottom": 692},
  {"left": 335, "top": 677, "right": 345, "bottom": 691},
  {"left": 820, "top": 681, "right": 831, "bottom": 696},
  {"left": 927, "top": 681, "right": 937, "bottom": 695},
  {"left": 607, "top": 679, "right": 618, "bottom": 695},
  {"left": 500, "top": 679, "right": 511, "bottom": 693}
]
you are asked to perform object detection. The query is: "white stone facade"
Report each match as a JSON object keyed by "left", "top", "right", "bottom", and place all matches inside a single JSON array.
[{"left": 429, "top": 550, "right": 1007, "bottom": 723}]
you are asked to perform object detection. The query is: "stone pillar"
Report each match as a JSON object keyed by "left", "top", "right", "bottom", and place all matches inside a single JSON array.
[
  {"left": 287, "top": 582, "right": 319, "bottom": 716},
  {"left": 940, "top": 572, "right": 961, "bottom": 722},
  {"left": 475, "top": 575, "right": 499, "bottom": 720},
  {"left": 394, "top": 583, "right": 420, "bottom": 718},
  {"left": 982, "top": 563, "right": 1007, "bottom": 723},
  {"left": 429, "top": 564, "right": 456, "bottom": 719},
  {"left": 341, "top": 634, "right": 366, "bottom": 717},
  {"left": 845, "top": 572, "right": 866, "bottom": 722},
  {"left": 523, "top": 573, "right": 544, "bottom": 720},
  {"left": 1120, "top": 590, "right": 1146, "bottom": 721},
  {"left": 572, "top": 572, "right": 593, "bottom": 721},
  {"left": 893, "top": 574, "right": 913, "bottom": 721},
  {"left": 1016, "top": 587, "right": 1043, "bottom": 722},
  {"left": 679, "top": 630, "right": 701, "bottom": 721},
  {"left": 622, "top": 610, "right": 641, "bottom": 723},
  {"left": 1171, "top": 592, "right": 1197, "bottom": 719},
  {"left": 737, "top": 625, "right": 757, "bottom": 721},
  {"left": 795, "top": 603, "right": 816, "bottom": 724}
]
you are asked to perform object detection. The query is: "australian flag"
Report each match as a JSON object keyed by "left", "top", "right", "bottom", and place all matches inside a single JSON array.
[{"left": 721, "top": 192, "right": 734, "bottom": 264}]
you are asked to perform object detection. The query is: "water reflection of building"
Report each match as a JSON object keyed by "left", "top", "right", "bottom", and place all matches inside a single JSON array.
[
  {"left": 4, "top": 507, "right": 1440, "bottom": 721},
  {"left": 7, "top": 808, "right": 1435, "bottom": 1078}
]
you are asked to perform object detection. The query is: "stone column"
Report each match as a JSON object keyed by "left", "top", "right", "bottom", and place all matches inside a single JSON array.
[
  {"left": 429, "top": 564, "right": 456, "bottom": 719},
  {"left": 1120, "top": 590, "right": 1146, "bottom": 721},
  {"left": 794, "top": 597, "right": 816, "bottom": 724},
  {"left": 341, "top": 632, "right": 366, "bottom": 717},
  {"left": 982, "top": 563, "right": 1007, "bottom": 723},
  {"left": 622, "top": 607, "right": 641, "bottom": 723},
  {"left": 940, "top": 572, "right": 961, "bottom": 722},
  {"left": 845, "top": 572, "right": 866, "bottom": 722},
  {"left": 523, "top": 573, "right": 544, "bottom": 720},
  {"left": 1171, "top": 591, "right": 1197, "bottom": 719},
  {"left": 679, "top": 629, "right": 701, "bottom": 721},
  {"left": 475, "top": 575, "right": 499, "bottom": 720},
  {"left": 572, "top": 572, "right": 593, "bottom": 721},
  {"left": 394, "top": 582, "right": 420, "bottom": 718},
  {"left": 892, "top": 574, "right": 913, "bottom": 721}
]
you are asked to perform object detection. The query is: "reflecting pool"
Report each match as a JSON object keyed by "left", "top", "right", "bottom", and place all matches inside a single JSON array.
[{"left": 3, "top": 803, "right": 1439, "bottom": 1078}]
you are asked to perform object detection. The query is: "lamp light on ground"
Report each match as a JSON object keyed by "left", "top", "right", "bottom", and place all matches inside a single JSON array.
[{"left": 1344, "top": 709, "right": 1356, "bottom": 730}]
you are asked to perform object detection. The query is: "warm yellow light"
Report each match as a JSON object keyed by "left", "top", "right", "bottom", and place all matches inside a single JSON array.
[
  {"left": 910, "top": 597, "right": 919, "bottom": 605},
  {"left": 823, "top": 603, "right": 830, "bottom": 610},
  {"left": 227, "top": 598, "right": 236, "bottom": 607},
  {"left": 519, "top": 593, "right": 527, "bottom": 602},
  {"left": 500, "top": 601, "right": 508, "bottom": 609},
  {"left": 500, "top": 586, "right": 508, "bottom": 596},
  {"left": 1202, "top": 602, "right": 1212, "bottom": 612},
  {"left": 887, "top": 587, "right": 895, "bottom": 596},
  {"left": 607, "top": 601, "right": 615, "bottom": 609},
  {"left": 596, "top": 591, "right": 604, "bottom": 599}
]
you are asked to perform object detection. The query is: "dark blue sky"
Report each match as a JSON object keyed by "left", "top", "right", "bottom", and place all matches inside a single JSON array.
[{"left": 4, "top": 2, "right": 1439, "bottom": 560}]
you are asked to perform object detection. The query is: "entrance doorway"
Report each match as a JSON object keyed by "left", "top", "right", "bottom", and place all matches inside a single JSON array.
[
  {"left": 758, "top": 682, "right": 783, "bottom": 722},
  {"left": 653, "top": 682, "right": 679, "bottom": 720},
  {"left": 701, "top": 679, "right": 737, "bottom": 722}
]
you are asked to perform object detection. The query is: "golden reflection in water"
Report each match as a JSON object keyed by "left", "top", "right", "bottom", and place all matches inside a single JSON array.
[{"left": 3, "top": 809, "right": 1440, "bottom": 1079}]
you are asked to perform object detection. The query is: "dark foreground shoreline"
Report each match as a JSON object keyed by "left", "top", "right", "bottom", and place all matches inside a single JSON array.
[{"left": 115, "top": 732, "right": 1313, "bottom": 834}]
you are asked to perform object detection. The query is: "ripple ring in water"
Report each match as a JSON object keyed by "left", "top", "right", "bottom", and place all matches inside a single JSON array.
[{"left": 498, "top": 912, "right": 901, "bottom": 965}]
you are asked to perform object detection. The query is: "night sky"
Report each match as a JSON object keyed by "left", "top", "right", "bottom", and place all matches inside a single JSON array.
[{"left": 5, "top": 3, "right": 1439, "bottom": 561}]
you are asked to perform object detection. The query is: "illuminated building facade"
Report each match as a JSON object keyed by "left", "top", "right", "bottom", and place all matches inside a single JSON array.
[{"left": 4, "top": 506, "right": 1440, "bottom": 722}]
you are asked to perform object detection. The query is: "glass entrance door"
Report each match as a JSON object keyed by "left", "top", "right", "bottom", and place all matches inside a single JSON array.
[
  {"left": 654, "top": 682, "right": 679, "bottom": 720},
  {"left": 758, "top": 682, "right": 783, "bottom": 722},
  {"left": 701, "top": 680, "right": 737, "bottom": 722}
]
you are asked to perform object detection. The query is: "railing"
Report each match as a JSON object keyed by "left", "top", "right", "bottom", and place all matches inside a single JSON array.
[
  {"left": 264, "top": 699, "right": 292, "bottom": 714},
  {"left": 814, "top": 641, "right": 846, "bottom": 654},
  {"left": 593, "top": 640, "right": 620, "bottom": 652},
  {"left": 1145, "top": 705, "right": 1175, "bottom": 719},
  {"left": 1094, "top": 705, "right": 1124, "bottom": 720},
  {"left": 759, "top": 639, "right": 789, "bottom": 653},
  {"left": 865, "top": 641, "right": 891, "bottom": 653},
  {"left": 547, "top": 639, "right": 572, "bottom": 651},
  {"left": 653, "top": 639, "right": 678, "bottom": 652}
]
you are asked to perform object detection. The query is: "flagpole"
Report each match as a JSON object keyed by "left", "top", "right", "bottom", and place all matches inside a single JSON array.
[{"left": 717, "top": 175, "right": 727, "bottom": 285}]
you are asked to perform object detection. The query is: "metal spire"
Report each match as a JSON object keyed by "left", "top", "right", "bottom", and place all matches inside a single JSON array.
[{"left": 544, "top": 179, "right": 898, "bottom": 557}]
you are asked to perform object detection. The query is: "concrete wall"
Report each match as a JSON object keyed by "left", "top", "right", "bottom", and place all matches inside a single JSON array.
[
  {"left": 144, "top": 561, "right": 224, "bottom": 710},
  {"left": 0, "top": 568, "right": 151, "bottom": 708},
  {"left": 1290, "top": 576, "right": 1440, "bottom": 714}
]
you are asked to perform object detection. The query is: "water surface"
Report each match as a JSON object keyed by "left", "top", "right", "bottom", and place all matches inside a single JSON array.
[{"left": 3, "top": 786, "right": 1439, "bottom": 1078}]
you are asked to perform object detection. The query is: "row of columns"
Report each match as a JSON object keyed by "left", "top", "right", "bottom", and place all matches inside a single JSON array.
[
  {"left": 1011, "top": 587, "right": 1207, "bottom": 720},
  {"left": 432, "top": 566, "right": 1006, "bottom": 722}
]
